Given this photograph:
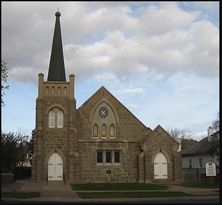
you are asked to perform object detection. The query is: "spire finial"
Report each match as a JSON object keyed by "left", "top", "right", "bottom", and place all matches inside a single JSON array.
[{"left": 55, "top": 10, "right": 61, "bottom": 17}]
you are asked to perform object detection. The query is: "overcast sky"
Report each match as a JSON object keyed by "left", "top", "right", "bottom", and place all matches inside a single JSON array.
[{"left": 2, "top": 1, "right": 219, "bottom": 141}]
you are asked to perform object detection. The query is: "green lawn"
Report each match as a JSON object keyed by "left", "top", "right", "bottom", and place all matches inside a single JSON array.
[
  {"left": 180, "top": 183, "right": 219, "bottom": 189},
  {"left": 1, "top": 192, "right": 40, "bottom": 199},
  {"left": 76, "top": 191, "right": 191, "bottom": 199},
  {"left": 71, "top": 183, "right": 168, "bottom": 191}
]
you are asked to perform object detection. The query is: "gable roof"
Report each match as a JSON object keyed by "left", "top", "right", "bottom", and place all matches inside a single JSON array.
[
  {"left": 180, "top": 136, "right": 219, "bottom": 156},
  {"left": 153, "top": 124, "right": 178, "bottom": 143},
  {"left": 78, "top": 86, "right": 152, "bottom": 131},
  {"left": 140, "top": 124, "right": 177, "bottom": 146},
  {"left": 47, "top": 11, "right": 66, "bottom": 82}
]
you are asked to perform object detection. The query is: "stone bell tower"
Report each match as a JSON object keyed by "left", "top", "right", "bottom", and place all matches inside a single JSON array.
[{"left": 32, "top": 11, "right": 78, "bottom": 183}]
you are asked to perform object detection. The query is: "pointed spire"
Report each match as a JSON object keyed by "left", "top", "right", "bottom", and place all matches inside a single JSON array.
[{"left": 47, "top": 11, "right": 66, "bottom": 81}]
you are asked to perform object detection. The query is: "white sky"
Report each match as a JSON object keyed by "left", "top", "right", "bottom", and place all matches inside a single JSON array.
[{"left": 2, "top": 1, "right": 219, "bottom": 141}]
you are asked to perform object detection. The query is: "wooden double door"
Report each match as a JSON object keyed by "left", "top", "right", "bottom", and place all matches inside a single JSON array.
[{"left": 48, "top": 153, "right": 63, "bottom": 181}]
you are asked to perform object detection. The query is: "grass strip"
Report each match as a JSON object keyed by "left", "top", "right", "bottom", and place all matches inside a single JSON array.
[
  {"left": 76, "top": 191, "right": 191, "bottom": 199},
  {"left": 1, "top": 192, "right": 40, "bottom": 199},
  {"left": 71, "top": 183, "right": 168, "bottom": 191},
  {"left": 180, "top": 183, "right": 219, "bottom": 189}
]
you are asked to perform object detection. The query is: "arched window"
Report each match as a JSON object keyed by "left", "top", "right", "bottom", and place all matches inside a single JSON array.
[
  {"left": 93, "top": 124, "right": 98, "bottom": 137},
  {"left": 57, "top": 110, "right": 64, "bottom": 128},
  {"left": 110, "top": 124, "right": 115, "bottom": 138},
  {"left": 102, "top": 124, "right": 106, "bottom": 137},
  {"left": 49, "top": 110, "right": 56, "bottom": 128},
  {"left": 58, "top": 87, "right": 61, "bottom": 95},
  {"left": 63, "top": 87, "right": 67, "bottom": 95},
  {"left": 51, "top": 86, "right": 55, "bottom": 94},
  {"left": 48, "top": 108, "right": 64, "bottom": 128}
]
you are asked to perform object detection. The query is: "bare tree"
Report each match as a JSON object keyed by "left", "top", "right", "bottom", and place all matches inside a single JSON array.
[
  {"left": 167, "top": 128, "right": 192, "bottom": 140},
  {"left": 1, "top": 60, "right": 9, "bottom": 106},
  {"left": 211, "top": 112, "right": 219, "bottom": 130}
]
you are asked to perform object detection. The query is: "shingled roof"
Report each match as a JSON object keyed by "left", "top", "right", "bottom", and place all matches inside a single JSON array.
[
  {"left": 180, "top": 132, "right": 219, "bottom": 156},
  {"left": 47, "top": 11, "right": 66, "bottom": 81}
]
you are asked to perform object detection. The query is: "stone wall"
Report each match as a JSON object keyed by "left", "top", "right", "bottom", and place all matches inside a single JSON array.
[
  {"left": 141, "top": 125, "right": 182, "bottom": 184},
  {"left": 32, "top": 74, "right": 77, "bottom": 183},
  {"left": 77, "top": 141, "right": 140, "bottom": 183}
]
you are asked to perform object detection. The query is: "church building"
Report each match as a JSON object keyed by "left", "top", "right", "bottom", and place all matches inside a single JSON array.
[{"left": 31, "top": 12, "right": 182, "bottom": 184}]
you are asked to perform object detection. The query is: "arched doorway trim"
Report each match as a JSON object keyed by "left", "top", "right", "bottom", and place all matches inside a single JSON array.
[
  {"left": 48, "top": 152, "right": 63, "bottom": 181},
  {"left": 154, "top": 152, "right": 168, "bottom": 179}
]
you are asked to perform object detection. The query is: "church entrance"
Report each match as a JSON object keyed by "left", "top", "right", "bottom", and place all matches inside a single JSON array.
[
  {"left": 154, "top": 152, "right": 168, "bottom": 179},
  {"left": 48, "top": 153, "right": 63, "bottom": 181}
]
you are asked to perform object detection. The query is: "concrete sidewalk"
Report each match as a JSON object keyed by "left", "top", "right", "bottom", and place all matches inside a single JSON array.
[
  {"left": 1, "top": 178, "right": 42, "bottom": 192},
  {"left": 1, "top": 179, "right": 79, "bottom": 199},
  {"left": 167, "top": 184, "right": 219, "bottom": 196},
  {"left": 41, "top": 181, "right": 79, "bottom": 198}
]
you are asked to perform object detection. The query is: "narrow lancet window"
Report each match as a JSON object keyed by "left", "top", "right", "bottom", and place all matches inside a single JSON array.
[
  {"left": 57, "top": 110, "right": 64, "bottom": 128},
  {"left": 110, "top": 124, "right": 115, "bottom": 138},
  {"left": 102, "top": 124, "right": 106, "bottom": 137},
  {"left": 93, "top": 124, "right": 98, "bottom": 137},
  {"left": 49, "top": 110, "right": 56, "bottom": 128},
  {"left": 58, "top": 87, "right": 61, "bottom": 95}
]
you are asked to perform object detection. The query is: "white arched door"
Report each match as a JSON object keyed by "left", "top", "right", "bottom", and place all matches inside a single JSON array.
[
  {"left": 154, "top": 152, "right": 168, "bottom": 179},
  {"left": 48, "top": 153, "right": 63, "bottom": 181}
]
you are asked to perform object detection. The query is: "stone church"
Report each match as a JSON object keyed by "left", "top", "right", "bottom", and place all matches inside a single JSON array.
[{"left": 31, "top": 12, "right": 182, "bottom": 184}]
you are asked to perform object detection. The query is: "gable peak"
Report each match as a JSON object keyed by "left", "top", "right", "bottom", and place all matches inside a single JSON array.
[
  {"left": 154, "top": 124, "right": 167, "bottom": 133},
  {"left": 98, "top": 85, "right": 108, "bottom": 91}
]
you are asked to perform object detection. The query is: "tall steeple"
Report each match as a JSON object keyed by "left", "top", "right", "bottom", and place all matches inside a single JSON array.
[{"left": 47, "top": 11, "right": 66, "bottom": 81}]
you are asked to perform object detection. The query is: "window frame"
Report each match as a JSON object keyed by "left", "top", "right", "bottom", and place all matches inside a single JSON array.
[
  {"left": 49, "top": 110, "right": 56, "bottom": 128},
  {"left": 188, "top": 159, "right": 192, "bottom": 168},
  {"left": 57, "top": 110, "right": 64, "bottom": 128},
  {"left": 109, "top": 124, "right": 115, "bottom": 138},
  {"left": 93, "top": 123, "right": 98, "bottom": 137},
  {"left": 96, "top": 150, "right": 103, "bottom": 164},
  {"left": 199, "top": 158, "right": 203, "bottom": 168},
  {"left": 101, "top": 123, "right": 106, "bottom": 138},
  {"left": 96, "top": 150, "right": 121, "bottom": 165},
  {"left": 114, "top": 151, "right": 121, "bottom": 164},
  {"left": 48, "top": 108, "right": 64, "bottom": 129},
  {"left": 105, "top": 151, "right": 112, "bottom": 164}
]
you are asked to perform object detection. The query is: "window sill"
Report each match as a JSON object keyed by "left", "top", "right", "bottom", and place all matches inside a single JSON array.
[
  {"left": 96, "top": 163, "right": 121, "bottom": 165},
  {"left": 48, "top": 127, "right": 64, "bottom": 129}
]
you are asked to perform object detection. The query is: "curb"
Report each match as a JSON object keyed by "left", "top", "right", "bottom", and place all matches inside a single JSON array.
[{"left": 1, "top": 195, "right": 219, "bottom": 202}]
